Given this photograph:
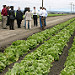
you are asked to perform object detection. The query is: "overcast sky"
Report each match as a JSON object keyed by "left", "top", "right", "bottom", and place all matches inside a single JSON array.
[{"left": 0, "top": 0, "right": 75, "bottom": 11}]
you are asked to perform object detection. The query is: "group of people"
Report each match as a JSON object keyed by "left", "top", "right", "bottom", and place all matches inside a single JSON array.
[
  {"left": 1, "top": 5, "right": 23, "bottom": 30},
  {"left": 1, "top": 5, "right": 48, "bottom": 30}
]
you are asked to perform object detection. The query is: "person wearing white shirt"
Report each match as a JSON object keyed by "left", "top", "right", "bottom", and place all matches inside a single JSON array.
[
  {"left": 41, "top": 7, "right": 48, "bottom": 28},
  {"left": 44, "top": 8, "right": 48, "bottom": 26},
  {"left": 24, "top": 8, "right": 32, "bottom": 29},
  {"left": 32, "top": 7, "right": 38, "bottom": 26},
  {"left": 39, "top": 7, "right": 43, "bottom": 29}
]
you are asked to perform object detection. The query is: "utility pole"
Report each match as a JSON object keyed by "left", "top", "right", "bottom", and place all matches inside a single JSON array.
[
  {"left": 70, "top": 2, "right": 73, "bottom": 13},
  {"left": 42, "top": 0, "right": 43, "bottom": 8}
]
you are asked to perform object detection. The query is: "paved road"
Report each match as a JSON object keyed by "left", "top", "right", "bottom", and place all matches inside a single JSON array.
[{"left": 0, "top": 15, "right": 75, "bottom": 49}]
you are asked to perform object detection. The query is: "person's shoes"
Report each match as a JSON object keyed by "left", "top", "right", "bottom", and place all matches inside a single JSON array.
[
  {"left": 18, "top": 27, "right": 21, "bottom": 28},
  {"left": 40, "top": 27, "right": 42, "bottom": 30},
  {"left": 2, "top": 28, "right": 7, "bottom": 29},
  {"left": 12, "top": 28, "right": 15, "bottom": 30}
]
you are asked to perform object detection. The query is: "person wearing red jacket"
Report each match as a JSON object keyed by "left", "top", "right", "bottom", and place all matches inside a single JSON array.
[{"left": 1, "top": 5, "right": 7, "bottom": 29}]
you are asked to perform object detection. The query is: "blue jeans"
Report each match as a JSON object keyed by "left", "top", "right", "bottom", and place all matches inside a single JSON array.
[
  {"left": 44, "top": 17, "right": 46, "bottom": 26},
  {"left": 40, "top": 16, "right": 42, "bottom": 28},
  {"left": 25, "top": 20, "right": 30, "bottom": 29},
  {"left": 25, "top": 20, "right": 26, "bottom": 28}
]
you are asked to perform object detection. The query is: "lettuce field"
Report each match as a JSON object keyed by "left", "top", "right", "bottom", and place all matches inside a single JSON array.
[{"left": 0, "top": 17, "right": 75, "bottom": 75}]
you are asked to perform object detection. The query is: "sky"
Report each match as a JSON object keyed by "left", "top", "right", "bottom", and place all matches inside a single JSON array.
[{"left": 0, "top": 0, "right": 75, "bottom": 12}]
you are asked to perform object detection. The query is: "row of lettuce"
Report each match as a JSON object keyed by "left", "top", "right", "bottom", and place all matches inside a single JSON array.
[
  {"left": 5, "top": 20, "right": 75, "bottom": 75},
  {"left": 0, "top": 18, "right": 75, "bottom": 72},
  {"left": 60, "top": 37, "right": 75, "bottom": 75}
]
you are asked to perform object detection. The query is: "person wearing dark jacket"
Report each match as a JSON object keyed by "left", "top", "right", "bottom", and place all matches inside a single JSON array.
[
  {"left": 9, "top": 6, "right": 15, "bottom": 30},
  {"left": 16, "top": 7, "right": 23, "bottom": 28},
  {"left": 6, "top": 6, "right": 10, "bottom": 26}
]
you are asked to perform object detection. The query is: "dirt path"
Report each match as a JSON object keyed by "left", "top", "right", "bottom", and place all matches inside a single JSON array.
[{"left": 48, "top": 31, "right": 75, "bottom": 75}]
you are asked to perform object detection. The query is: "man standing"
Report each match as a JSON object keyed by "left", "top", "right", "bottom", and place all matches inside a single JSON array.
[
  {"left": 41, "top": 7, "right": 48, "bottom": 30},
  {"left": 1, "top": 5, "right": 7, "bottom": 29},
  {"left": 44, "top": 8, "right": 48, "bottom": 26},
  {"left": 32, "top": 7, "right": 38, "bottom": 26},
  {"left": 16, "top": 7, "right": 23, "bottom": 28},
  {"left": 24, "top": 8, "right": 32, "bottom": 29},
  {"left": 6, "top": 6, "right": 10, "bottom": 26},
  {"left": 9, "top": 6, "right": 15, "bottom": 30},
  {"left": 39, "top": 7, "right": 43, "bottom": 29}
]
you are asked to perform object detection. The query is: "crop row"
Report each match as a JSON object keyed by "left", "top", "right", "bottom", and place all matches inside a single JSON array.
[
  {"left": 0, "top": 18, "right": 75, "bottom": 72},
  {"left": 60, "top": 37, "right": 75, "bottom": 75},
  {"left": 5, "top": 21, "right": 75, "bottom": 75}
]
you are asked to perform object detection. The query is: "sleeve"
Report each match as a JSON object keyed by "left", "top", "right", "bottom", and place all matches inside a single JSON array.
[
  {"left": 31, "top": 12, "right": 32, "bottom": 17},
  {"left": 14, "top": 11, "right": 15, "bottom": 19},
  {"left": 21, "top": 11, "right": 23, "bottom": 20},
  {"left": 16, "top": 11, "right": 17, "bottom": 18},
  {"left": 32, "top": 10, "right": 33, "bottom": 13},
  {"left": 38, "top": 10, "right": 41, "bottom": 16},
  {"left": 46, "top": 11, "right": 48, "bottom": 17},
  {"left": 39, "top": 10, "right": 42, "bottom": 16},
  {"left": 1, "top": 9, "right": 3, "bottom": 15},
  {"left": 6, "top": 9, "right": 8, "bottom": 16},
  {"left": 8, "top": 10, "right": 10, "bottom": 16},
  {"left": 36, "top": 10, "right": 38, "bottom": 15},
  {"left": 24, "top": 12, "right": 27, "bottom": 19},
  {"left": 32, "top": 10, "right": 34, "bottom": 15},
  {"left": 45, "top": 11, "right": 48, "bottom": 17},
  {"left": 9, "top": 11, "right": 10, "bottom": 16},
  {"left": 21, "top": 11, "right": 23, "bottom": 16}
]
